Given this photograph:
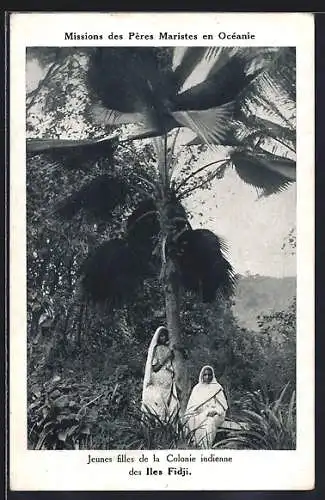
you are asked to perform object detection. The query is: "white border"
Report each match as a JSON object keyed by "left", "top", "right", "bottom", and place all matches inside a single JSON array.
[{"left": 10, "top": 12, "right": 315, "bottom": 491}]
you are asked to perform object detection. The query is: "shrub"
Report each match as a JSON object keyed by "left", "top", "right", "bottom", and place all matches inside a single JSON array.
[
  {"left": 214, "top": 384, "right": 296, "bottom": 450},
  {"left": 112, "top": 406, "right": 198, "bottom": 450},
  {"left": 28, "top": 373, "right": 134, "bottom": 449}
]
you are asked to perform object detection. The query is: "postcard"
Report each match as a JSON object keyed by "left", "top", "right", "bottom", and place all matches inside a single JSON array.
[{"left": 9, "top": 11, "right": 314, "bottom": 491}]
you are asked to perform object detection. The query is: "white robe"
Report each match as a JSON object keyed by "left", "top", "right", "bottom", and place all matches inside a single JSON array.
[
  {"left": 185, "top": 365, "right": 228, "bottom": 448},
  {"left": 141, "top": 327, "right": 179, "bottom": 421}
]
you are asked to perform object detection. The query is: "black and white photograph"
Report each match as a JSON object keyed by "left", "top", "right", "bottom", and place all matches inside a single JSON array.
[
  {"left": 25, "top": 44, "right": 297, "bottom": 451},
  {"left": 10, "top": 12, "right": 314, "bottom": 492}
]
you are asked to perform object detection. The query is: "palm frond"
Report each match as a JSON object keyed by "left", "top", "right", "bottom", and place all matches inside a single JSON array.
[
  {"left": 26, "top": 135, "right": 119, "bottom": 169},
  {"left": 174, "top": 55, "right": 254, "bottom": 111},
  {"left": 80, "top": 239, "right": 145, "bottom": 306},
  {"left": 172, "top": 229, "right": 237, "bottom": 302},
  {"left": 88, "top": 103, "right": 146, "bottom": 126},
  {"left": 245, "top": 115, "right": 295, "bottom": 146},
  {"left": 87, "top": 48, "right": 157, "bottom": 113},
  {"left": 230, "top": 150, "right": 295, "bottom": 196},
  {"left": 126, "top": 196, "right": 190, "bottom": 269},
  {"left": 253, "top": 80, "right": 295, "bottom": 126},
  {"left": 121, "top": 121, "right": 179, "bottom": 143},
  {"left": 83, "top": 47, "right": 296, "bottom": 153},
  {"left": 56, "top": 175, "right": 131, "bottom": 221},
  {"left": 204, "top": 47, "right": 277, "bottom": 66},
  {"left": 183, "top": 115, "right": 285, "bottom": 150},
  {"left": 172, "top": 47, "right": 207, "bottom": 92},
  {"left": 225, "top": 115, "right": 296, "bottom": 158},
  {"left": 172, "top": 103, "right": 235, "bottom": 147},
  {"left": 126, "top": 199, "right": 160, "bottom": 259},
  {"left": 241, "top": 47, "right": 280, "bottom": 73},
  {"left": 87, "top": 47, "right": 175, "bottom": 127},
  {"left": 268, "top": 47, "right": 296, "bottom": 102},
  {"left": 26, "top": 135, "right": 118, "bottom": 154},
  {"left": 204, "top": 47, "right": 240, "bottom": 71},
  {"left": 34, "top": 47, "right": 294, "bottom": 154},
  {"left": 241, "top": 55, "right": 296, "bottom": 128},
  {"left": 184, "top": 136, "right": 235, "bottom": 148}
]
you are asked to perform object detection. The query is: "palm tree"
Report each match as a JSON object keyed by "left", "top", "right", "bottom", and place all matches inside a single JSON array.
[{"left": 26, "top": 46, "right": 296, "bottom": 411}]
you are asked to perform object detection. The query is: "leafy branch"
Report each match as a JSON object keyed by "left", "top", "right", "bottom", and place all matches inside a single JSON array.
[
  {"left": 178, "top": 161, "right": 230, "bottom": 200},
  {"left": 26, "top": 57, "right": 70, "bottom": 112},
  {"left": 174, "top": 158, "right": 227, "bottom": 193}
]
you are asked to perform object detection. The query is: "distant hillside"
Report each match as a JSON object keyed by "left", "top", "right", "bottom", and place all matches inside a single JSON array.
[{"left": 232, "top": 275, "right": 296, "bottom": 331}]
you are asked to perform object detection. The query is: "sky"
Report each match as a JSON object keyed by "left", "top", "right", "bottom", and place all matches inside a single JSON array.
[
  {"left": 26, "top": 59, "right": 44, "bottom": 93},
  {"left": 184, "top": 163, "right": 296, "bottom": 277},
  {"left": 26, "top": 50, "right": 296, "bottom": 278}
]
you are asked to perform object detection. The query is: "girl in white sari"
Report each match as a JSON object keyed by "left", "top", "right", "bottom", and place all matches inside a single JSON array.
[
  {"left": 141, "top": 326, "right": 180, "bottom": 421},
  {"left": 185, "top": 365, "right": 228, "bottom": 448}
]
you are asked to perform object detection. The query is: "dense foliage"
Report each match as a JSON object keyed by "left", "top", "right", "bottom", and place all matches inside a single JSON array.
[{"left": 26, "top": 46, "right": 296, "bottom": 449}]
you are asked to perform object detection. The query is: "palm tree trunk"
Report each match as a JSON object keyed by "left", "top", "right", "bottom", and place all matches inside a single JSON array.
[
  {"left": 155, "top": 133, "right": 191, "bottom": 413},
  {"left": 164, "top": 260, "right": 190, "bottom": 413},
  {"left": 158, "top": 183, "right": 190, "bottom": 413}
]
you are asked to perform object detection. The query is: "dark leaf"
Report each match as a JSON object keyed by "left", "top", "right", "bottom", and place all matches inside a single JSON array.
[
  {"left": 173, "top": 229, "right": 237, "bottom": 302},
  {"left": 126, "top": 199, "right": 160, "bottom": 258},
  {"left": 230, "top": 150, "right": 295, "bottom": 196},
  {"left": 87, "top": 48, "right": 175, "bottom": 121},
  {"left": 80, "top": 239, "right": 147, "bottom": 306},
  {"left": 165, "top": 195, "right": 189, "bottom": 234},
  {"left": 174, "top": 56, "right": 256, "bottom": 111},
  {"left": 126, "top": 196, "right": 189, "bottom": 261},
  {"left": 87, "top": 48, "right": 155, "bottom": 113},
  {"left": 56, "top": 175, "right": 130, "bottom": 221}
]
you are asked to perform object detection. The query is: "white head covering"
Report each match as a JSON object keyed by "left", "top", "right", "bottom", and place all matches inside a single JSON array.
[
  {"left": 142, "top": 326, "right": 168, "bottom": 401},
  {"left": 198, "top": 365, "right": 217, "bottom": 384},
  {"left": 186, "top": 365, "right": 228, "bottom": 414}
]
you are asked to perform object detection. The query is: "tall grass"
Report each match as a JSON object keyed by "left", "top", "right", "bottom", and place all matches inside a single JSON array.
[
  {"left": 214, "top": 384, "right": 296, "bottom": 450},
  {"left": 113, "top": 405, "right": 199, "bottom": 450}
]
